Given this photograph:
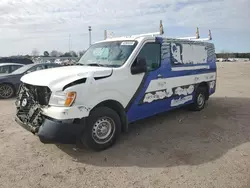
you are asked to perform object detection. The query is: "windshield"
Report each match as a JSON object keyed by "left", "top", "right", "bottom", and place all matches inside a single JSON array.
[
  {"left": 11, "top": 64, "right": 34, "bottom": 74},
  {"left": 77, "top": 40, "right": 138, "bottom": 67}
]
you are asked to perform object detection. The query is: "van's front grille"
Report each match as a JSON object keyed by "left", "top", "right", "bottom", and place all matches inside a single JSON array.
[
  {"left": 15, "top": 83, "right": 50, "bottom": 127},
  {"left": 22, "top": 84, "right": 51, "bottom": 105}
]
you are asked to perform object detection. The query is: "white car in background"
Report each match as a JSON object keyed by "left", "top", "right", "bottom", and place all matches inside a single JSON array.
[{"left": 54, "top": 59, "right": 62, "bottom": 64}]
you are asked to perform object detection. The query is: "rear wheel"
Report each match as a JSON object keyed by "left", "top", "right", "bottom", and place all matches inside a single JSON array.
[
  {"left": 0, "top": 83, "right": 15, "bottom": 99},
  {"left": 80, "top": 107, "right": 121, "bottom": 151},
  {"left": 188, "top": 86, "right": 207, "bottom": 111}
]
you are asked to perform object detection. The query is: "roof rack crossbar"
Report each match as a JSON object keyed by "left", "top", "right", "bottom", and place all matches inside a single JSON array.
[{"left": 129, "top": 31, "right": 161, "bottom": 38}]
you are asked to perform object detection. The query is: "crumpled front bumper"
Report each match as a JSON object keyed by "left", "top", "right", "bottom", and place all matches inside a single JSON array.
[{"left": 15, "top": 115, "right": 86, "bottom": 144}]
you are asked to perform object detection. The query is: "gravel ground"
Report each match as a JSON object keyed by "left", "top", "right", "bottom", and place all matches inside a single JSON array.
[{"left": 0, "top": 62, "right": 250, "bottom": 188}]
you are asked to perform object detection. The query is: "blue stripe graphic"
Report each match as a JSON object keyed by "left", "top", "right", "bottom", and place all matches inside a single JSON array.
[{"left": 126, "top": 37, "right": 216, "bottom": 123}]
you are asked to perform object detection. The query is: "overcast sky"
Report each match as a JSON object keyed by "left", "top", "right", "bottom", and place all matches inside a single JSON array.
[{"left": 0, "top": 0, "right": 249, "bottom": 56}]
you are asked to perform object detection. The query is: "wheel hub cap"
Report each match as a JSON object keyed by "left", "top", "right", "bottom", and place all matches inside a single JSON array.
[
  {"left": 0, "top": 85, "right": 13, "bottom": 98},
  {"left": 197, "top": 94, "right": 205, "bottom": 106},
  {"left": 92, "top": 117, "right": 115, "bottom": 144}
]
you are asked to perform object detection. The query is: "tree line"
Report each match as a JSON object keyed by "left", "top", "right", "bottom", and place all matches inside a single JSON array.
[
  {"left": 216, "top": 53, "right": 250, "bottom": 59},
  {"left": 29, "top": 48, "right": 86, "bottom": 58},
  {"left": 43, "top": 50, "right": 86, "bottom": 58},
  {"left": 42, "top": 51, "right": 249, "bottom": 59},
  {"left": 6, "top": 49, "right": 250, "bottom": 59}
]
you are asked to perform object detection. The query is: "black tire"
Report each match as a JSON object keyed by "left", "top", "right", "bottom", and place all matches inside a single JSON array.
[
  {"left": 0, "top": 83, "right": 15, "bottom": 99},
  {"left": 188, "top": 86, "right": 207, "bottom": 111},
  {"left": 80, "top": 107, "right": 121, "bottom": 151}
]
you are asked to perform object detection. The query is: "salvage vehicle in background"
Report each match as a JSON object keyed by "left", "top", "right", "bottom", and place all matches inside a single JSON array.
[
  {"left": 0, "top": 57, "right": 34, "bottom": 65},
  {"left": 0, "top": 63, "right": 62, "bottom": 99},
  {"left": 0, "top": 63, "right": 24, "bottom": 75}
]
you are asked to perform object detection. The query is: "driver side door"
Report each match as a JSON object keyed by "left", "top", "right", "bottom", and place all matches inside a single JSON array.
[{"left": 126, "top": 41, "right": 168, "bottom": 123}]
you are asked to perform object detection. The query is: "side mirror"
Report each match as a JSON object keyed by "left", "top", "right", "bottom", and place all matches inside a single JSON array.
[{"left": 131, "top": 57, "right": 147, "bottom": 75}]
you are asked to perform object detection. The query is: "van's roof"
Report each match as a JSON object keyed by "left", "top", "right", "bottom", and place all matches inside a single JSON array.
[
  {"left": 95, "top": 36, "right": 144, "bottom": 43},
  {"left": 95, "top": 35, "right": 213, "bottom": 45}
]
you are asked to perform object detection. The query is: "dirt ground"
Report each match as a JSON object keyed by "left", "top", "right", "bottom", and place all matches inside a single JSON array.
[{"left": 0, "top": 62, "right": 250, "bottom": 188}]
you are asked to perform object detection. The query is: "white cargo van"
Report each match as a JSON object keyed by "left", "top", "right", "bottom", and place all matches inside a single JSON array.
[{"left": 15, "top": 28, "right": 217, "bottom": 151}]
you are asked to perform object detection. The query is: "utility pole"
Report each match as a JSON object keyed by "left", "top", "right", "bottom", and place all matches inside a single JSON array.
[
  {"left": 159, "top": 20, "right": 164, "bottom": 35},
  {"left": 196, "top": 27, "right": 200, "bottom": 39},
  {"left": 104, "top": 30, "right": 107, "bottom": 40},
  {"left": 88, "top": 26, "right": 92, "bottom": 47}
]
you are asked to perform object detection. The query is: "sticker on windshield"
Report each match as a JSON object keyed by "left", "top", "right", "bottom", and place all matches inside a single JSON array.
[{"left": 121, "top": 41, "right": 135, "bottom": 46}]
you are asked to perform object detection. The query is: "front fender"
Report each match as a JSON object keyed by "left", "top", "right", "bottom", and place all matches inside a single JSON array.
[{"left": 82, "top": 90, "right": 129, "bottom": 113}]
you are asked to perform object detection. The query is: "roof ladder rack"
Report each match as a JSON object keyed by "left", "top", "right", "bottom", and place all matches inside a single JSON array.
[
  {"left": 178, "top": 28, "right": 212, "bottom": 41},
  {"left": 191, "top": 30, "right": 212, "bottom": 41},
  {"left": 103, "top": 21, "right": 212, "bottom": 41}
]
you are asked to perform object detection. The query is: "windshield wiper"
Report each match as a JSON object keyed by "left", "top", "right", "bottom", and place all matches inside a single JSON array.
[
  {"left": 75, "top": 63, "right": 103, "bottom": 67},
  {"left": 85, "top": 63, "right": 105, "bottom": 67}
]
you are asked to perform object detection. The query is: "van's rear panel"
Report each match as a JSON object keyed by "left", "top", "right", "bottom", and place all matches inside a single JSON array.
[{"left": 161, "top": 38, "right": 217, "bottom": 97}]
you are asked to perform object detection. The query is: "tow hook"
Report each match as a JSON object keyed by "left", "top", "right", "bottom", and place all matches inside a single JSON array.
[{"left": 30, "top": 126, "right": 39, "bottom": 134}]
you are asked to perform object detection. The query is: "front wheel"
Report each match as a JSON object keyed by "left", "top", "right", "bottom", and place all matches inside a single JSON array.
[
  {"left": 80, "top": 107, "right": 121, "bottom": 151},
  {"left": 0, "top": 83, "right": 15, "bottom": 99}
]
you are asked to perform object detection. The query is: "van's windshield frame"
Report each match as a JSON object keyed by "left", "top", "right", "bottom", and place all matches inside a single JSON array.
[{"left": 77, "top": 40, "right": 138, "bottom": 67}]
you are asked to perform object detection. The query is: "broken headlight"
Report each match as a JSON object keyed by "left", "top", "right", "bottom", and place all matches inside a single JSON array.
[{"left": 49, "top": 91, "right": 77, "bottom": 107}]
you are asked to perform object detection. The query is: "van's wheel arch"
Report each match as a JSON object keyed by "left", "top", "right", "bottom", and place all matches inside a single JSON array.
[
  {"left": 92, "top": 100, "right": 128, "bottom": 133},
  {"left": 79, "top": 106, "right": 122, "bottom": 151},
  {"left": 188, "top": 84, "right": 208, "bottom": 111}
]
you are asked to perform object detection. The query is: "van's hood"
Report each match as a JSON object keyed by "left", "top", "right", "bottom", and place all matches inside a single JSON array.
[{"left": 20, "top": 65, "right": 112, "bottom": 91}]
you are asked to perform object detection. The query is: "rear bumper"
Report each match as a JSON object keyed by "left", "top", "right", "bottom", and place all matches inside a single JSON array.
[{"left": 15, "top": 115, "right": 85, "bottom": 144}]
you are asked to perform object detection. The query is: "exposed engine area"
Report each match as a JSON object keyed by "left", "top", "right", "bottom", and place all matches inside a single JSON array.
[{"left": 15, "top": 83, "right": 51, "bottom": 133}]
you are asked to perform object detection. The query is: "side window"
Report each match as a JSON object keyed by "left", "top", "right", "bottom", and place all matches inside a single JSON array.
[
  {"left": 170, "top": 42, "right": 208, "bottom": 65},
  {"left": 170, "top": 43, "right": 183, "bottom": 65},
  {"left": 27, "top": 65, "right": 46, "bottom": 73},
  {"left": 0, "top": 65, "right": 9, "bottom": 74},
  {"left": 46, "top": 64, "right": 58, "bottom": 69},
  {"left": 36, "top": 65, "right": 44, "bottom": 71},
  {"left": 137, "top": 43, "right": 161, "bottom": 71},
  {"left": 10, "top": 65, "right": 22, "bottom": 72}
]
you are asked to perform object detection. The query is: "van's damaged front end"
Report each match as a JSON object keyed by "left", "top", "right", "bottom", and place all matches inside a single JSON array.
[
  {"left": 14, "top": 65, "right": 113, "bottom": 144},
  {"left": 15, "top": 83, "right": 85, "bottom": 144},
  {"left": 15, "top": 83, "right": 50, "bottom": 134}
]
